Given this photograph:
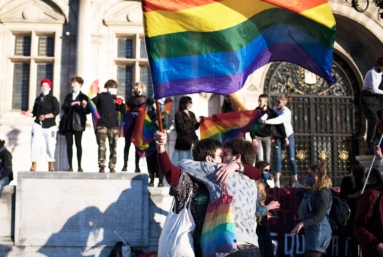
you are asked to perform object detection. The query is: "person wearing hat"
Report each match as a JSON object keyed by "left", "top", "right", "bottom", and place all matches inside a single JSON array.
[
  {"left": 0, "top": 139, "right": 13, "bottom": 198},
  {"left": 91, "top": 79, "right": 126, "bottom": 173},
  {"left": 20, "top": 78, "right": 60, "bottom": 171}
]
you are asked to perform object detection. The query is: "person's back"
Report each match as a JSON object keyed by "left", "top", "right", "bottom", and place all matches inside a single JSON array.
[{"left": 353, "top": 185, "right": 383, "bottom": 257}]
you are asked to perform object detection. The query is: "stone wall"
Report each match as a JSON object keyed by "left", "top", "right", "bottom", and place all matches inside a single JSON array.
[{"left": 0, "top": 173, "right": 172, "bottom": 257}]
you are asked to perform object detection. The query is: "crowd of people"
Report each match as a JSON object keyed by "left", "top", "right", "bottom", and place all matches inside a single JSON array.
[{"left": 0, "top": 68, "right": 383, "bottom": 257}]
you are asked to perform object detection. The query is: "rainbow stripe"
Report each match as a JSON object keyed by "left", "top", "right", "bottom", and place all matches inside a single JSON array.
[
  {"left": 131, "top": 106, "right": 158, "bottom": 157},
  {"left": 142, "top": 0, "right": 336, "bottom": 98},
  {"left": 200, "top": 110, "right": 263, "bottom": 142},
  {"left": 201, "top": 189, "right": 236, "bottom": 257},
  {"left": 164, "top": 99, "right": 172, "bottom": 115},
  {"left": 88, "top": 80, "right": 100, "bottom": 131}
]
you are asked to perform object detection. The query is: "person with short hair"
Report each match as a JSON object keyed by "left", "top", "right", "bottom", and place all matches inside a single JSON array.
[
  {"left": 60, "top": 76, "right": 90, "bottom": 172},
  {"left": 360, "top": 57, "right": 383, "bottom": 154},
  {"left": 172, "top": 96, "right": 200, "bottom": 163},
  {"left": 250, "top": 94, "right": 286, "bottom": 163},
  {"left": 122, "top": 82, "right": 147, "bottom": 172},
  {"left": 20, "top": 78, "right": 60, "bottom": 171},
  {"left": 260, "top": 94, "right": 302, "bottom": 188},
  {"left": 0, "top": 139, "right": 13, "bottom": 198},
  {"left": 176, "top": 138, "right": 262, "bottom": 256},
  {"left": 154, "top": 131, "right": 260, "bottom": 256},
  {"left": 291, "top": 163, "right": 333, "bottom": 257},
  {"left": 91, "top": 79, "right": 126, "bottom": 173}
]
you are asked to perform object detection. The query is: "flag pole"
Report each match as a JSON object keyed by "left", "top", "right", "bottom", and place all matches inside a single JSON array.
[
  {"left": 361, "top": 132, "right": 383, "bottom": 194},
  {"left": 156, "top": 100, "right": 164, "bottom": 132}
]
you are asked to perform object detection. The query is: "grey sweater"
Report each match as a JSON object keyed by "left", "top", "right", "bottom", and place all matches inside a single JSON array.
[{"left": 177, "top": 160, "right": 258, "bottom": 246}]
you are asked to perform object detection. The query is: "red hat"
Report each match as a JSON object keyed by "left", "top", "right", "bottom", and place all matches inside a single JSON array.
[{"left": 40, "top": 78, "right": 52, "bottom": 88}]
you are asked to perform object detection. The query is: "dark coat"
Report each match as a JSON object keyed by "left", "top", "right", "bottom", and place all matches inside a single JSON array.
[
  {"left": 61, "top": 92, "right": 91, "bottom": 132},
  {"left": 32, "top": 93, "right": 60, "bottom": 128},
  {"left": 174, "top": 110, "right": 199, "bottom": 150},
  {"left": 0, "top": 147, "right": 13, "bottom": 181},
  {"left": 92, "top": 93, "right": 127, "bottom": 128}
]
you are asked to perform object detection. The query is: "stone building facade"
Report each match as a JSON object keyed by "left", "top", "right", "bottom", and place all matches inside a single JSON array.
[{"left": 0, "top": 0, "right": 382, "bottom": 185}]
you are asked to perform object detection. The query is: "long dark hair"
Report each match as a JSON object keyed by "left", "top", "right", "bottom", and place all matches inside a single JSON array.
[{"left": 178, "top": 96, "right": 192, "bottom": 111}]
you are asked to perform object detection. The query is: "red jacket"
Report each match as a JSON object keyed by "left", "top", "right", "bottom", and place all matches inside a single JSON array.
[{"left": 353, "top": 185, "right": 383, "bottom": 256}]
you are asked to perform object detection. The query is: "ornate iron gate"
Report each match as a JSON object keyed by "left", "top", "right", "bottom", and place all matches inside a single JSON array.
[{"left": 264, "top": 56, "right": 361, "bottom": 187}]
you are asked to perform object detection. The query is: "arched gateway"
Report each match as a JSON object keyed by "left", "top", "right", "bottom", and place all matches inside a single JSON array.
[{"left": 264, "top": 54, "right": 362, "bottom": 186}]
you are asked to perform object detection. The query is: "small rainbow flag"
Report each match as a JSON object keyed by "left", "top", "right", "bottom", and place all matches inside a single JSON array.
[
  {"left": 88, "top": 80, "right": 100, "bottom": 131},
  {"left": 142, "top": 0, "right": 336, "bottom": 99},
  {"left": 131, "top": 105, "right": 157, "bottom": 157},
  {"left": 200, "top": 110, "right": 263, "bottom": 143}
]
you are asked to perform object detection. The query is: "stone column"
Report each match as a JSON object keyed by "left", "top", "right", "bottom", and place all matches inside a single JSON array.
[{"left": 76, "top": 0, "right": 91, "bottom": 83}]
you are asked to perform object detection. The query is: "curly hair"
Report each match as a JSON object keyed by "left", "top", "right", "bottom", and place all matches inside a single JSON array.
[{"left": 70, "top": 76, "right": 84, "bottom": 86}]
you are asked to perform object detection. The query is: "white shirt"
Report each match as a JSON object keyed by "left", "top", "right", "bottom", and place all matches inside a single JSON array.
[
  {"left": 267, "top": 106, "right": 294, "bottom": 137},
  {"left": 363, "top": 67, "right": 383, "bottom": 94}
]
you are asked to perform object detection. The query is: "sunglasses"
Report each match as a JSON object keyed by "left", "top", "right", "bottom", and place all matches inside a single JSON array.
[{"left": 275, "top": 100, "right": 282, "bottom": 104}]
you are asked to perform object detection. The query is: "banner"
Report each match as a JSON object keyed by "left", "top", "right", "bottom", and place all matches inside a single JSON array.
[{"left": 266, "top": 188, "right": 349, "bottom": 257}]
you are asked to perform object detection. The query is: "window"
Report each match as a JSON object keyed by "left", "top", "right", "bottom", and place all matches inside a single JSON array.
[
  {"left": 115, "top": 35, "right": 153, "bottom": 99},
  {"left": 140, "top": 65, "right": 153, "bottom": 97},
  {"left": 15, "top": 36, "right": 31, "bottom": 56},
  {"left": 118, "top": 39, "right": 134, "bottom": 58},
  {"left": 12, "top": 64, "right": 30, "bottom": 110},
  {"left": 11, "top": 33, "right": 55, "bottom": 110},
  {"left": 117, "top": 66, "right": 133, "bottom": 100},
  {"left": 36, "top": 64, "right": 53, "bottom": 97},
  {"left": 38, "top": 37, "right": 54, "bottom": 56}
]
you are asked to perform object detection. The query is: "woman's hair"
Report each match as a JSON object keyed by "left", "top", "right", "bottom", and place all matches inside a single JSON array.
[
  {"left": 228, "top": 94, "right": 247, "bottom": 112},
  {"left": 278, "top": 94, "right": 292, "bottom": 103},
  {"left": 310, "top": 162, "right": 332, "bottom": 191},
  {"left": 70, "top": 76, "right": 84, "bottom": 86},
  {"left": 178, "top": 96, "right": 192, "bottom": 111},
  {"left": 255, "top": 179, "right": 266, "bottom": 225},
  {"left": 0, "top": 139, "right": 5, "bottom": 148},
  {"left": 221, "top": 95, "right": 234, "bottom": 113},
  {"left": 254, "top": 161, "right": 271, "bottom": 225},
  {"left": 376, "top": 57, "right": 383, "bottom": 67},
  {"left": 133, "top": 82, "right": 147, "bottom": 93}
]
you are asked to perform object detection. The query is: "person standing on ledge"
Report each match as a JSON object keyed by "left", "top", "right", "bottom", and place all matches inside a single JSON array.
[
  {"left": 260, "top": 94, "right": 302, "bottom": 188},
  {"left": 20, "top": 78, "right": 60, "bottom": 172},
  {"left": 0, "top": 139, "right": 13, "bottom": 198},
  {"left": 122, "top": 82, "right": 147, "bottom": 172},
  {"left": 91, "top": 79, "right": 126, "bottom": 173},
  {"left": 360, "top": 57, "right": 383, "bottom": 155},
  {"left": 60, "top": 76, "right": 91, "bottom": 172}
]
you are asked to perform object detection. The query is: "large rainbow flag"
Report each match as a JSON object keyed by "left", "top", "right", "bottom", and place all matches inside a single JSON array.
[
  {"left": 142, "top": 0, "right": 336, "bottom": 99},
  {"left": 200, "top": 110, "right": 264, "bottom": 142}
]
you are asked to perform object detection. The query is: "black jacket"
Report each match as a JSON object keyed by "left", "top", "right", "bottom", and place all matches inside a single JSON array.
[
  {"left": 32, "top": 93, "right": 60, "bottom": 128},
  {"left": 250, "top": 107, "right": 287, "bottom": 139},
  {"left": 174, "top": 110, "right": 199, "bottom": 150},
  {"left": 92, "top": 93, "right": 126, "bottom": 128},
  {"left": 127, "top": 96, "right": 146, "bottom": 112},
  {"left": 0, "top": 147, "right": 13, "bottom": 181},
  {"left": 61, "top": 92, "right": 91, "bottom": 132}
]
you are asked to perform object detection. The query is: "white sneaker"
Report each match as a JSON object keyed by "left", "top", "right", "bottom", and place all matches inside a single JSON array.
[
  {"left": 293, "top": 180, "right": 303, "bottom": 188},
  {"left": 275, "top": 181, "right": 280, "bottom": 188}
]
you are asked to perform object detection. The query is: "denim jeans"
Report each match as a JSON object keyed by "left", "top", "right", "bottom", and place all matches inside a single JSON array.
[
  {"left": 360, "top": 91, "right": 380, "bottom": 148},
  {"left": 275, "top": 133, "right": 297, "bottom": 175},
  {"left": 254, "top": 136, "right": 271, "bottom": 163},
  {"left": 0, "top": 177, "right": 10, "bottom": 198}
]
